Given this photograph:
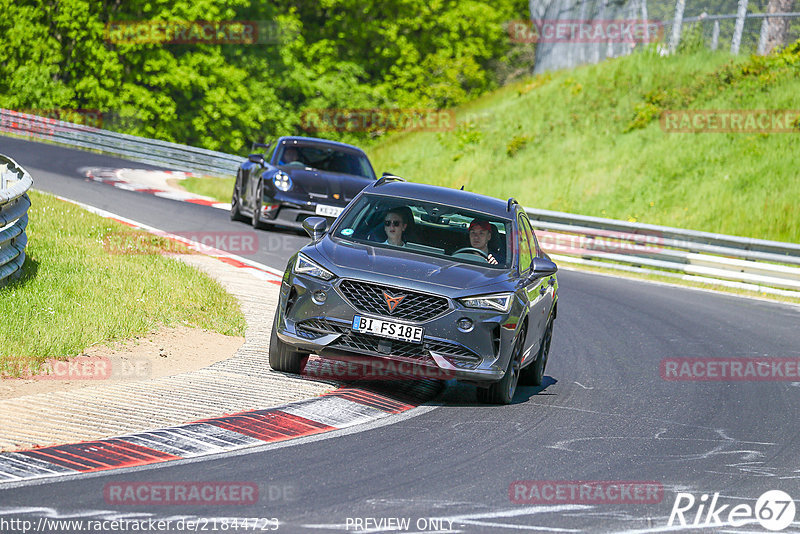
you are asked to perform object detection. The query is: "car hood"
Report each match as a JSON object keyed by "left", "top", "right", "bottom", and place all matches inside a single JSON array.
[
  {"left": 285, "top": 168, "right": 374, "bottom": 203},
  {"left": 313, "top": 237, "right": 514, "bottom": 293}
]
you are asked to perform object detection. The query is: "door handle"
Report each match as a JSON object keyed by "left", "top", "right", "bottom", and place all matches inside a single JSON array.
[
  {"left": 548, "top": 277, "right": 555, "bottom": 287},
  {"left": 539, "top": 285, "right": 547, "bottom": 295}
]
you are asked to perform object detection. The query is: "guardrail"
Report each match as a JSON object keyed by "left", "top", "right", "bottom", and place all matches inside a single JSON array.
[
  {"left": 0, "top": 155, "right": 33, "bottom": 286},
  {"left": 0, "top": 108, "right": 241, "bottom": 177},
  {"left": 526, "top": 207, "right": 800, "bottom": 298}
]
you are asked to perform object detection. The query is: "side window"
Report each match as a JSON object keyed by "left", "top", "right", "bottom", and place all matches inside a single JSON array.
[
  {"left": 521, "top": 215, "right": 541, "bottom": 257},
  {"left": 517, "top": 216, "right": 533, "bottom": 273}
]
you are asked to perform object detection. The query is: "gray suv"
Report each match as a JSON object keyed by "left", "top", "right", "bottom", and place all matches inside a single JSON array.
[{"left": 269, "top": 176, "right": 558, "bottom": 404}]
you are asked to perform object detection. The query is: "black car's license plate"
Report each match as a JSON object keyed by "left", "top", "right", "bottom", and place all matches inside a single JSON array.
[{"left": 351, "top": 315, "right": 424, "bottom": 343}]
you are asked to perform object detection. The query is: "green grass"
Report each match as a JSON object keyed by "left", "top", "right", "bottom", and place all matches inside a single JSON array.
[
  {"left": 0, "top": 190, "right": 246, "bottom": 372},
  {"left": 181, "top": 175, "right": 235, "bottom": 203},
  {"left": 367, "top": 44, "right": 800, "bottom": 244}
]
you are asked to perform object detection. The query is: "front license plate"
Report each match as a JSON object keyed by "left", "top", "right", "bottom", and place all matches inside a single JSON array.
[
  {"left": 352, "top": 315, "right": 424, "bottom": 344},
  {"left": 315, "top": 204, "right": 344, "bottom": 218}
]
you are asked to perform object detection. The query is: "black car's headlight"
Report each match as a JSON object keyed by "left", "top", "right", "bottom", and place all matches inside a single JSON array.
[
  {"left": 295, "top": 253, "right": 335, "bottom": 281},
  {"left": 460, "top": 293, "right": 513, "bottom": 312},
  {"left": 273, "top": 171, "right": 292, "bottom": 191}
]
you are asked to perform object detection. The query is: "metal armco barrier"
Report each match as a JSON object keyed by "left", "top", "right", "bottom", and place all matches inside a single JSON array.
[
  {"left": 0, "top": 155, "right": 32, "bottom": 285},
  {"left": 0, "top": 108, "right": 241, "bottom": 177},
  {"left": 527, "top": 207, "right": 800, "bottom": 298}
]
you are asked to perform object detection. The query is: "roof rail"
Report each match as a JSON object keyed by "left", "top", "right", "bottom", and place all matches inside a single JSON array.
[
  {"left": 374, "top": 172, "right": 406, "bottom": 187},
  {"left": 507, "top": 198, "right": 519, "bottom": 212}
]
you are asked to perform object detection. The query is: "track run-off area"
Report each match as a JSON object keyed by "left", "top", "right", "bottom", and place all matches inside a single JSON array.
[{"left": 1, "top": 135, "right": 800, "bottom": 533}]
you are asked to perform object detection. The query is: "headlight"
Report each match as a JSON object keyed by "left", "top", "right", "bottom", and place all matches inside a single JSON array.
[
  {"left": 273, "top": 171, "right": 292, "bottom": 191},
  {"left": 459, "top": 293, "right": 513, "bottom": 312},
  {"left": 295, "top": 253, "right": 335, "bottom": 281}
]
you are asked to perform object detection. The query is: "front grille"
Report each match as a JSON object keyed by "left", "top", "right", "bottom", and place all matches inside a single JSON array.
[
  {"left": 324, "top": 331, "right": 434, "bottom": 365},
  {"left": 337, "top": 279, "right": 450, "bottom": 322},
  {"left": 298, "top": 317, "right": 482, "bottom": 370}
]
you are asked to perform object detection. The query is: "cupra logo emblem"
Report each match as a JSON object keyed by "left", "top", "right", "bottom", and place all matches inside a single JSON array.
[{"left": 382, "top": 291, "right": 406, "bottom": 314}]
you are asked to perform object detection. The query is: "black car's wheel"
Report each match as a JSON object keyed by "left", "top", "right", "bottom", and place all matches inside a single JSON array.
[
  {"left": 230, "top": 177, "right": 248, "bottom": 222},
  {"left": 269, "top": 312, "right": 307, "bottom": 374},
  {"left": 251, "top": 181, "right": 267, "bottom": 230},
  {"left": 520, "top": 319, "right": 553, "bottom": 386},
  {"left": 477, "top": 326, "right": 526, "bottom": 405}
]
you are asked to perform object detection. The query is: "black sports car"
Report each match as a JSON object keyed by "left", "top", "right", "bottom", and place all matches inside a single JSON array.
[
  {"left": 230, "top": 136, "right": 377, "bottom": 230},
  {"left": 270, "top": 176, "right": 559, "bottom": 404}
]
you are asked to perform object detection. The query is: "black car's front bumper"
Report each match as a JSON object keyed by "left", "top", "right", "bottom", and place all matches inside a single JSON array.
[{"left": 254, "top": 190, "right": 347, "bottom": 229}]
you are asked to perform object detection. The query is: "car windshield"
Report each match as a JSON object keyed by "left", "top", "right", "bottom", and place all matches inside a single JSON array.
[
  {"left": 332, "top": 193, "right": 512, "bottom": 269},
  {"left": 276, "top": 142, "right": 375, "bottom": 179}
]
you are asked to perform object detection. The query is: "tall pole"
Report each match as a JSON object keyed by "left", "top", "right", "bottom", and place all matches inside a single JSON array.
[
  {"left": 669, "top": 0, "right": 686, "bottom": 53},
  {"left": 731, "top": 0, "right": 749, "bottom": 54}
]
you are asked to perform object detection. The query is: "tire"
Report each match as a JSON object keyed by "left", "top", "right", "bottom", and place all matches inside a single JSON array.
[
  {"left": 477, "top": 326, "right": 526, "bottom": 405},
  {"left": 520, "top": 319, "right": 553, "bottom": 387},
  {"left": 269, "top": 312, "right": 307, "bottom": 374},
  {"left": 230, "top": 180, "right": 248, "bottom": 222},
  {"left": 251, "top": 181, "right": 267, "bottom": 230}
]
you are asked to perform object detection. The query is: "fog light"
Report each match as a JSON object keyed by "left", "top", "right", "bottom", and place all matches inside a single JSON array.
[
  {"left": 457, "top": 318, "right": 473, "bottom": 332},
  {"left": 312, "top": 290, "right": 327, "bottom": 304}
]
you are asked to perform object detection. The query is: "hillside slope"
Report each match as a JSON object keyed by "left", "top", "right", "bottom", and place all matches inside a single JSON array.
[{"left": 368, "top": 43, "right": 800, "bottom": 243}]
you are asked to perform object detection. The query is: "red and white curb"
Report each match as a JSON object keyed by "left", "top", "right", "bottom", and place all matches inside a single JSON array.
[
  {"left": 81, "top": 167, "right": 230, "bottom": 211},
  {"left": 0, "top": 380, "right": 441, "bottom": 483}
]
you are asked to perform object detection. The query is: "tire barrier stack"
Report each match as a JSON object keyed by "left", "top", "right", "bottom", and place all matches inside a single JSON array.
[{"left": 0, "top": 155, "right": 32, "bottom": 286}]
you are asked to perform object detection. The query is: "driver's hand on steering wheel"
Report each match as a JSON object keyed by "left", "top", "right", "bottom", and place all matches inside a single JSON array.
[{"left": 486, "top": 253, "right": 499, "bottom": 265}]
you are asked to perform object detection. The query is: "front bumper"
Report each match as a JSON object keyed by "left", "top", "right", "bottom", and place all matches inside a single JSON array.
[
  {"left": 255, "top": 191, "right": 347, "bottom": 229},
  {"left": 275, "top": 272, "right": 519, "bottom": 384}
]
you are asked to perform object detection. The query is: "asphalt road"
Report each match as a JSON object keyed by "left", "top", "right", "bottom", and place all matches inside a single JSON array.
[{"left": 2, "top": 136, "right": 800, "bottom": 533}]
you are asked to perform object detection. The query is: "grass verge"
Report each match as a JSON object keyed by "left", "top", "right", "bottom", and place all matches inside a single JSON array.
[
  {"left": 0, "top": 190, "right": 246, "bottom": 372},
  {"left": 181, "top": 175, "right": 235, "bottom": 203}
]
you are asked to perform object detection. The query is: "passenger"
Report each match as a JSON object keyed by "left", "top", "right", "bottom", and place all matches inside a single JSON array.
[
  {"left": 468, "top": 219, "right": 499, "bottom": 264},
  {"left": 383, "top": 207, "right": 408, "bottom": 247}
]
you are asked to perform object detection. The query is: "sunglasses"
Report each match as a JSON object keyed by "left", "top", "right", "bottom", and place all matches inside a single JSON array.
[{"left": 384, "top": 220, "right": 402, "bottom": 227}]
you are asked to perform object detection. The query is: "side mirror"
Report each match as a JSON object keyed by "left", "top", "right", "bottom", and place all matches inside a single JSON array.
[
  {"left": 248, "top": 153, "right": 264, "bottom": 164},
  {"left": 531, "top": 257, "right": 558, "bottom": 277},
  {"left": 303, "top": 217, "right": 328, "bottom": 241}
]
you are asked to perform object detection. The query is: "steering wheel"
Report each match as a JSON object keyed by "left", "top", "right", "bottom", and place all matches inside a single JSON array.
[{"left": 452, "top": 247, "right": 490, "bottom": 260}]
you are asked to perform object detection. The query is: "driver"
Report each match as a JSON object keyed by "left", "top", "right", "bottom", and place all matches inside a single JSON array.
[
  {"left": 468, "top": 219, "right": 499, "bottom": 265},
  {"left": 281, "top": 146, "right": 300, "bottom": 165}
]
